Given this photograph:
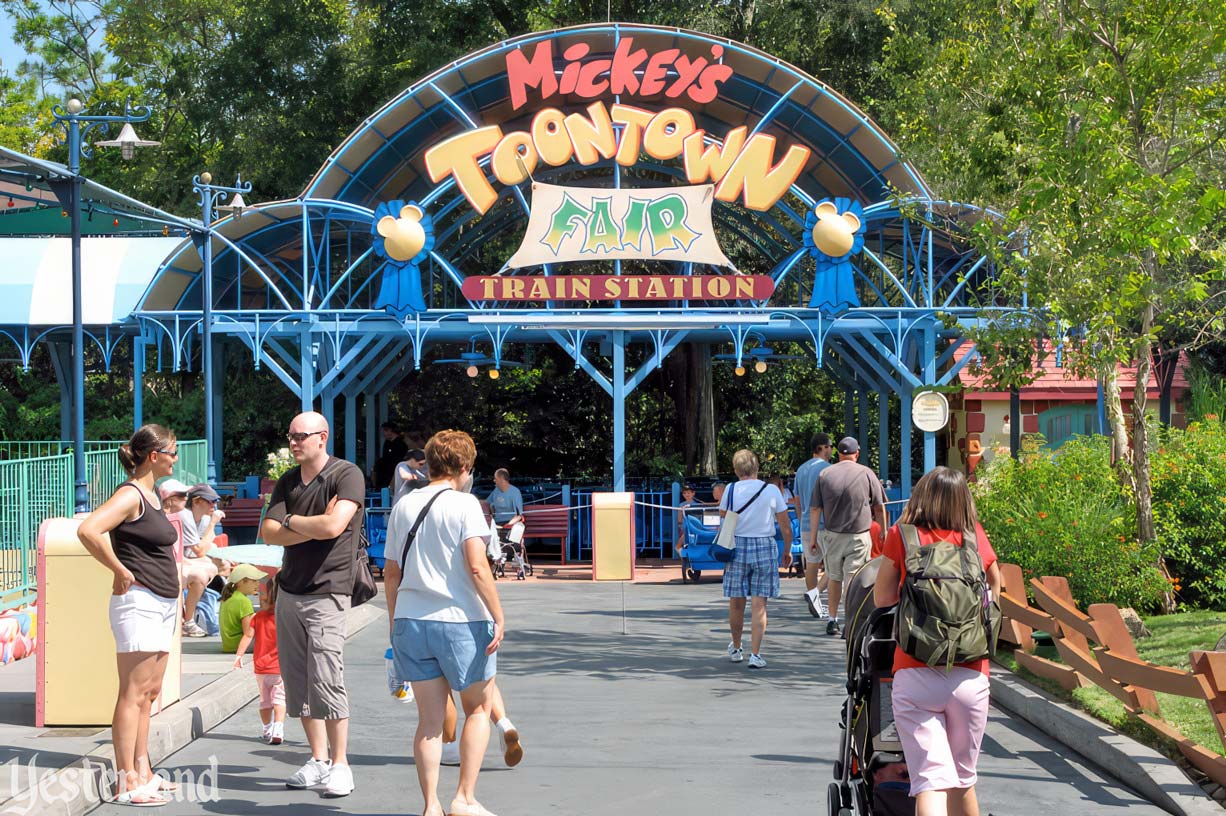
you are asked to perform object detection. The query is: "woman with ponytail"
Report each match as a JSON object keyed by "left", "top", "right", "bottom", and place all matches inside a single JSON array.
[{"left": 78, "top": 424, "right": 182, "bottom": 807}]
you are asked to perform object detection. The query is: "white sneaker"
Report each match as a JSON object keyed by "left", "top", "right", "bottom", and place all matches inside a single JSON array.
[
  {"left": 440, "top": 741, "right": 462, "bottom": 766},
  {"left": 260, "top": 723, "right": 271, "bottom": 742},
  {"left": 182, "top": 620, "right": 208, "bottom": 638},
  {"left": 498, "top": 723, "right": 523, "bottom": 767},
  {"left": 269, "top": 721, "right": 284, "bottom": 745},
  {"left": 393, "top": 682, "right": 414, "bottom": 703},
  {"left": 748, "top": 654, "right": 767, "bottom": 669},
  {"left": 285, "top": 757, "right": 330, "bottom": 789},
  {"left": 322, "top": 762, "right": 354, "bottom": 797},
  {"left": 727, "top": 642, "right": 744, "bottom": 663}
]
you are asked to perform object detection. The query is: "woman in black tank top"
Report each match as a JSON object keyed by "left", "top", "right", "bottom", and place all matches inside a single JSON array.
[{"left": 77, "top": 424, "right": 183, "bottom": 806}]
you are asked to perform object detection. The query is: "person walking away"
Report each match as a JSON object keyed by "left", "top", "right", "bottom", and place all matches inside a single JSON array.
[
  {"left": 873, "top": 467, "right": 1001, "bottom": 816},
  {"left": 374, "top": 422, "right": 408, "bottom": 490},
  {"left": 793, "top": 433, "right": 833, "bottom": 618},
  {"left": 178, "top": 483, "right": 227, "bottom": 637},
  {"left": 260, "top": 411, "right": 365, "bottom": 797},
  {"left": 810, "top": 437, "right": 886, "bottom": 636},
  {"left": 237, "top": 575, "right": 287, "bottom": 744},
  {"left": 383, "top": 430, "right": 506, "bottom": 816},
  {"left": 77, "top": 424, "right": 183, "bottom": 806},
  {"left": 393, "top": 448, "right": 430, "bottom": 505},
  {"left": 221, "top": 563, "right": 263, "bottom": 655},
  {"left": 720, "top": 449, "right": 792, "bottom": 669}
]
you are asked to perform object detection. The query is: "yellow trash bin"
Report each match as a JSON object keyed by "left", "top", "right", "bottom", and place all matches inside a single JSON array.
[
  {"left": 36, "top": 517, "right": 181, "bottom": 727},
  {"left": 591, "top": 492, "right": 635, "bottom": 581}
]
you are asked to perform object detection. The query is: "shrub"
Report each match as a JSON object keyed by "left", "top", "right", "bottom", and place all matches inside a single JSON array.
[
  {"left": 972, "top": 435, "right": 1168, "bottom": 611},
  {"left": 1151, "top": 421, "right": 1226, "bottom": 609}
]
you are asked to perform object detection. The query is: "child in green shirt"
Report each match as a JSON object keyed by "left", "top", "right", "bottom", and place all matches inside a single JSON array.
[{"left": 220, "top": 564, "right": 263, "bottom": 654}]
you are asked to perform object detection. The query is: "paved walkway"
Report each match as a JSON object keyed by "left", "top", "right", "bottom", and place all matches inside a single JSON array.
[{"left": 88, "top": 578, "right": 1162, "bottom": 815}]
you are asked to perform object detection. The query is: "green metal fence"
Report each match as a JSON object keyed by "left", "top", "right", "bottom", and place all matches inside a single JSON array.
[
  {"left": 0, "top": 453, "right": 72, "bottom": 611},
  {"left": 0, "top": 440, "right": 207, "bottom": 611},
  {"left": 0, "top": 440, "right": 138, "bottom": 460}
]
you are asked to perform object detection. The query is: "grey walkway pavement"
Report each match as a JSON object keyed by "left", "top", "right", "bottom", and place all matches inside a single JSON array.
[{"left": 90, "top": 579, "right": 1164, "bottom": 815}]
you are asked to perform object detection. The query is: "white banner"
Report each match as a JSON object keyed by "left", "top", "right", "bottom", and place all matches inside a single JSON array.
[{"left": 506, "top": 183, "right": 733, "bottom": 269}]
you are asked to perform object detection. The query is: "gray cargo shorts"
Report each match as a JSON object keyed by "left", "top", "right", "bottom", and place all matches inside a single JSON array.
[{"left": 275, "top": 590, "right": 350, "bottom": 720}]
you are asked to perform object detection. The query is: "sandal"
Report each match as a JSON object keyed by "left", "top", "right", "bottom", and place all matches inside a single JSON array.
[
  {"left": 148, "top": 776, "right": 179, "bottom": 793},
  {"left": 113, "top": 789, "right": 167, "bottom": 807}
]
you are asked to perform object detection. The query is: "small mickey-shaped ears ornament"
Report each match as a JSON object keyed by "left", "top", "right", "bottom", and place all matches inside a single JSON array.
[
  {"left": 371, "top": 200, "right": 435, "bottom": 318},
  {"left": 375, "top": 203, "right": 432, "bottom": 264},
  {"left": 805, "top": 197, "right": 866, "bottom": 312}
]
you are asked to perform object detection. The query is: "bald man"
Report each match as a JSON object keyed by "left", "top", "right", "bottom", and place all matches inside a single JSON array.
[{"left": 261, "top": 412, "right": 365, "bottom": 797}]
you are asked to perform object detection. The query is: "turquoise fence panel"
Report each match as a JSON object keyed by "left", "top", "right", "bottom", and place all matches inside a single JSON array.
[
  {"left": 0, "top": 440, "right": 145, "bottom": 460},
  {"left": 84, "top": 449, "right": 127, "bottom": 511},
  {"left": 0, "top": 453, "right": 72, "bottom": 610},
  {"left": 174, "top": 440, "right": 207, "bottom": 486}
]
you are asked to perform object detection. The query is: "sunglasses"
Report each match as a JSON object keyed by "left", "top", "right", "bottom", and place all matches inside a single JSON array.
[
  {"left": 156, "top": 448, "right": 179, "bottom": 458},
  {"left": 286, "top": 430, "right": 325, "bottom": 443}
]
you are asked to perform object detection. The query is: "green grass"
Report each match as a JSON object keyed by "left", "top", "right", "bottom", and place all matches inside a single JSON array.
[{"left": 996, "top": 610, "right": 1226, "bottom": 758}]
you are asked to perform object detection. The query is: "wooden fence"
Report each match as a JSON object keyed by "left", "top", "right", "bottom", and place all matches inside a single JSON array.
[{"left": 998, "top": 563, "right": 1226, "bottom": 786}]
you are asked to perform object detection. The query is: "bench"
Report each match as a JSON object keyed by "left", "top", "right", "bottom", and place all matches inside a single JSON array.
[
  {"left": 523, "top": 504, "right": 570, "bottom": 564},
  {"left": 222, "top": 497, "right": 266, "bottom": 531}
]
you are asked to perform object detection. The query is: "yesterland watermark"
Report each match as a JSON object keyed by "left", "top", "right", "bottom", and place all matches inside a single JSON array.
[{"left": 2, "top": 753, "right": 220, "bottom": 814}]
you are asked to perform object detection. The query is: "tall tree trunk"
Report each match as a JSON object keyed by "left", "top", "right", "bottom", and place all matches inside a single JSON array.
[
  {"left": 1102, "top": 364, "right": 1135, "bottom": 492},
  {"left": 1132, "top": 302, "right": 1174, "bottom": 611},
  {"left": 690, "top": 344, "right": 717, "bottom": 475}
]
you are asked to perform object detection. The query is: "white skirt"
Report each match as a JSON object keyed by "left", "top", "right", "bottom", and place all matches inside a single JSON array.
[{"left": 109, "top": 586, "right": 178, "bottom": 653}]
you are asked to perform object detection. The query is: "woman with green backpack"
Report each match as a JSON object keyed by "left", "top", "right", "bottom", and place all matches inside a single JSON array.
[{"left": 873, "top": 467, "right": 1002, "bottom": 816}]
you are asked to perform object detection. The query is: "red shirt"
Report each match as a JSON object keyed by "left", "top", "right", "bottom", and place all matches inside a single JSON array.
[
  {"left": 882, "top": 522, "right": 997, "bottom": 676},
  {"left": 252, "top": 609, "right": 279, "bottom": 675}
]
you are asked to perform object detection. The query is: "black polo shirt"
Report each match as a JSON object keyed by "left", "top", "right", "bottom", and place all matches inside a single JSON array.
[{"left": 266, "top": 457, "right": 366, "bottom": 595}]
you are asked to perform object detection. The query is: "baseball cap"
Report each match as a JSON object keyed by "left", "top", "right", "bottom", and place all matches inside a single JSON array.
[
  {"left": 406, "top": 448, "right": 426, "bottom": 462},
  {"left": 158, "top": 478, "right": 190, "bottom": 497},
  {"left": 188, "top": 483, "right": 221, "bottom": 503},
  {"left": 837, "top": 437, "right": 860, "bottom": 455},
  {"left": 226, "top": 563, "right": 265, "bottom": 585}
]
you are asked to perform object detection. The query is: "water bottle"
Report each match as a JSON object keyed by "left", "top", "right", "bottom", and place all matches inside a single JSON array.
[{"left": 386, "top": 648, "right": 413, "bottom": 702}]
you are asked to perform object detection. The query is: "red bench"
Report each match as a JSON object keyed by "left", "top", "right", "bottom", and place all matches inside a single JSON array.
[
  {"left": 223, "top": 497, "right": 266, "bottom": 529},
  {"left": 523, "top": 504, "right": 570, "bottom": 564}
]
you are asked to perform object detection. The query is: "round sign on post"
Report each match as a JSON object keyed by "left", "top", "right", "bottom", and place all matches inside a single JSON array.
[{"left": 912, "top": 390, "right": 950, "bottom": 433}]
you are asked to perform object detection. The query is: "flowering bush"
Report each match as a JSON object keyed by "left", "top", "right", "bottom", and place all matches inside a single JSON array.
[
  {"left": 1151, "top": 420, "right": 1226, "bottom": 609},
  {"left": 973, "top": 435, "right": 1168, "bottom": 611},
  {"left": 265, "top": 447, "right": 296, "bottom": 481}
]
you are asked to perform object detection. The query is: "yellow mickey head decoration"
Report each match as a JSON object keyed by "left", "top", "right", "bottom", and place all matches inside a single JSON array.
[
  {"left": 376, "top": 204, "right": 427, "bottom": 262},
  {"left": 810, "top": 200, "right": 862, "bottom": 258}
]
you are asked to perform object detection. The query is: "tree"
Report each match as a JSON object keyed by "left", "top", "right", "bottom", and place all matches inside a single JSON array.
[{"left": 878, "top": 0, "right": 1226, "bottom": 575}]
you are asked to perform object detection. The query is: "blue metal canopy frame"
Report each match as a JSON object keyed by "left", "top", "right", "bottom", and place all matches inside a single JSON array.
[{"left": 0, "top": 25, "right": 1024, "bottom": 495}]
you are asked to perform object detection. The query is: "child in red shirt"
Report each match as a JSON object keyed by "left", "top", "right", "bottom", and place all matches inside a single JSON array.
[{"left": 252, "top": 577, "right": 285, "bottom": 745}]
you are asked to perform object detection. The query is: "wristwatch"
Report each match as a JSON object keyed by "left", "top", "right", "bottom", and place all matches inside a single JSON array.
[{"left": 283, "top": 514, "right": 294, "bottom": 531}]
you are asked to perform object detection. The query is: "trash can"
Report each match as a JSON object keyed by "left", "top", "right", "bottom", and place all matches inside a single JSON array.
[
  {"left": 36, "top": 517, "right": 181, "bottom": 726},
  {"left": 591, "top": 492, "right": 635, "bottom": 581}
]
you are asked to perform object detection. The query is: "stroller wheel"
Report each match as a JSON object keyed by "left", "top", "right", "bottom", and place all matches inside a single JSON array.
[{"left": 826, "top": 781, "right": 846, "bottom": 816}]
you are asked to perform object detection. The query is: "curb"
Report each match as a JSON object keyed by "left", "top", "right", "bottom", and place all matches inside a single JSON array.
[
  {"left": 0, "top": 602, "right": 384, "bottom": 816},
  {"left": 991, "top": 669, "right": 1222, "bottom": 816}
]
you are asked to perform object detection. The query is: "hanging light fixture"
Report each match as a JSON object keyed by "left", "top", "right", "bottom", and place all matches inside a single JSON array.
[
  {"left": 112, "top": 218, "right": 120, "bottom": 227},
  {"left": 94, "top": 122, "right": 160, "bottom": 160},
  {"left": 488, "top": 368, "right": 500, "bottom": 380},
  {"left": 5, "top": 197, "right": 13, "bottom": 208},
  {"left": 465, "top": 365, "right": 478, "bottom": 378},
  {"left": 162, "top": 225, "right": 169, "bottom": 236},
  {"left": 734, "top": 365, "right": 746, "bottom": 377},
  {"left": 754, "top": 360, "right": 768, "bottom": 373}
]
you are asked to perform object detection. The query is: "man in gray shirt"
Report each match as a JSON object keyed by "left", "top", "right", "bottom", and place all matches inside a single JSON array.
[
  {"left": 809, "top": 437, "right": 886, "bottom": 636},
  {"left": 793, "top": 432, "right": 832, "bottom": 618}
]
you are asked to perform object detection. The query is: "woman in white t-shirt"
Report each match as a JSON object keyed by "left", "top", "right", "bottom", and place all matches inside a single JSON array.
[
  {"left": 383, "top": 430, "right": 505, "bottom": 816},
  {"left": 719, "top": 449, "right": 793, "bottom": 669}
]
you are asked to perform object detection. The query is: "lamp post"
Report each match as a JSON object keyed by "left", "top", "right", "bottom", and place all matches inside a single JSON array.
[
  {"left": 50, "top": 98, "right": 158, "bottom": 513},
  {"left": 192, "top": 172, "right": 251, "bottom": 485}
]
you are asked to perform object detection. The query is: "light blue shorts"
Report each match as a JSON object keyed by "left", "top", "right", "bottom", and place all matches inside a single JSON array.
[{"left": 392, "top": 618, "right": 497, "bottom": 691}]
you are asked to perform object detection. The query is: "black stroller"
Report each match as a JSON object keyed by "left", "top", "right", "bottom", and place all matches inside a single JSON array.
[{"left": 829, "top": 557, "right": 914, "bottom": 816}]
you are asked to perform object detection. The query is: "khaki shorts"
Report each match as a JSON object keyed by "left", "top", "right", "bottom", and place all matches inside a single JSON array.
[
  {"left": 821, "top": 530, "right": 872, "bottom": 582},
  {"left": 802, "top": 528, "right": 824, "bottom": 566}
]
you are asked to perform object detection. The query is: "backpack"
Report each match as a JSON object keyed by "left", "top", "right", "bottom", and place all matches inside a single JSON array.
[{"left": 894, "top": 524, "right": 1001, "bottom": 671}]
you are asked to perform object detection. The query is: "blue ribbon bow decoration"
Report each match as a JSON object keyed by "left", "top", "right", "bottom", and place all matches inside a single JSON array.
[
  {"left": 371, "top": 200, "right": 434, "bottom": 318},
  {"left": 804, "top": 197, "right": 865, "bottom": 312}
]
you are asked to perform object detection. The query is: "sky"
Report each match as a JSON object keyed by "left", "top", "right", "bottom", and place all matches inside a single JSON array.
[{"left": 0, "top": 13, "right": 29, "bottom": 75}]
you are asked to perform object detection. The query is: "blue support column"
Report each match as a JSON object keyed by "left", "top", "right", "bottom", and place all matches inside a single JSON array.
[
  {"left": 1096, "top": 380, "right": 1107, "bottom": 435},
  {"left": 211, "top": 342, "right": 225, "bottom": 478},
  {"left": 922, "top": 323, "right": 937, "bottom": 474},
  {"left": 133, "top": 339, "right": 145, "bottom": 432},
  {"left": 47, "top": 341, "right": 73, "bottom": 444},
  {"left": 612, "top": 331, "right": 626, "bottom": 492},
  {"left": 378, "top": 392, "right": 388, "bottom": 427},
  {"left": 321, "top": 391, "right": 335, "bottom": 453},
  {"left": 299, "top": 333, "right": 314, "bottom": 412},
  {"left": 901, "top": 390, "right": 913, "bottom": 495},
  {"left": 365, "top": 391, "right": 377, "bottom": 475},
  {"left": 345, "top": 393, "right": 357, "bottom": 461},
  {"left": 878, "top": 390, "right": 890, "bottom": 485}
]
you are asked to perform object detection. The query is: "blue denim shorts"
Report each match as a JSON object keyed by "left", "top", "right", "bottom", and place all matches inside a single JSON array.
[{"left": 392, "top": 618, "right": 497, "bottom": 691}]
